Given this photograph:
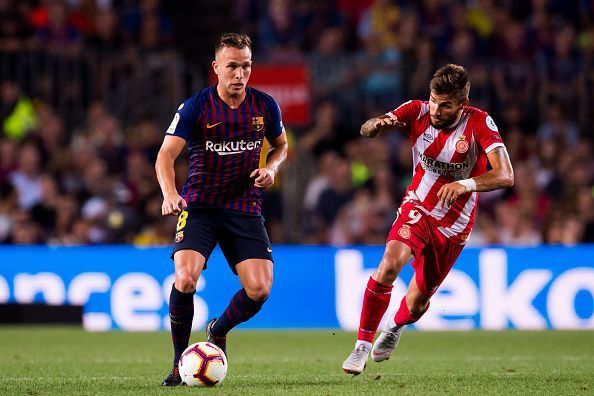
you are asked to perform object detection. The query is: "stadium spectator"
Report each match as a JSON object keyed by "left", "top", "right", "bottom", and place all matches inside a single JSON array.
[
  {"left": 256, "top": 0, "right": 301, "bottom": 59},
  {"left": 0, "top": 183, "right": 18, "bottom": 243},
  {"left": 29, "top": 0, "right": 84, "bottom": 50},
  {"left": 1, "top": 80, "right": 38, "bottom": 140},
  {"left": 307, "top": 27, "right": 361, "bottom": 126},
  {"left": 537, "top": 100, "right": 579, "bottom": 147},
  {"left": 313, "top": 154, "right": 353, "bottom": 237},
  {"left": 0, "top": 0, "right": 592, "bottom": 246},
  {"left": 0, "top": 0, "right": 29, "bottom": 52},
  {"left": 302, "top": 151, "right": 336, "bottom": 208},
  {"left": 0, "top": 137, "right": 16, "bottom": 182},
  {"left": 9, "top": 142, "right": 43, "bottom": 210}
]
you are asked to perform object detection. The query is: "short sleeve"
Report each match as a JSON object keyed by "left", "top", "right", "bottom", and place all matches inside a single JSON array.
[
  {"left": 165, "top": 98, "right": 199, "bottom": 141},
  {"left": 264, "top": 98, "right": 284, "bottom": 141},
  {"left": 475, "top": 112, "right": 505, "bottom": 153},
  {"left": 386, "top": 100, "right": 422, "bottom": 135}
]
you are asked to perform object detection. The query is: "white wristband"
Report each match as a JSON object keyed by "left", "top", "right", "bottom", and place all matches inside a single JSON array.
[{"left": 457, "top": 178, "right": 476, "bottom": 192}]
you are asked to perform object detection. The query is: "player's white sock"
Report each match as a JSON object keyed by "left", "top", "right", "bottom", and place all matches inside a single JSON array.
[
  {"left": 387, "top": 314, "right": 404, "bottom": 332},
  {"left": 343, "top": 340, "right": 372, "bottom": 375},
  {"left": 355, "top": 340, "right": 372, "bottom": 350}
]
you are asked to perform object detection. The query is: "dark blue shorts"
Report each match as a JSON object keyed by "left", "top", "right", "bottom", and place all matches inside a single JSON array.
[{"left": 170, "top": 207, "right": 273, "bottom": 274}]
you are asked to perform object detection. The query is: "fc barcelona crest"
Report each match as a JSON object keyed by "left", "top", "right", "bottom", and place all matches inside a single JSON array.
[
  {"left": 252, "top": 116, "right": 264, "bottom": 131},
  {"left": 175, "top": 231, "right": 184, "bottom": 243}
]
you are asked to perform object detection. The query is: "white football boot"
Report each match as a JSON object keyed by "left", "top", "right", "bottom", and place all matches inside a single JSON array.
[
  {"left": 342, "top": 342, "right": 371, "bottom": 375},
  {"left": 371, "top": 323, "right": 404, "bottom": 362}
]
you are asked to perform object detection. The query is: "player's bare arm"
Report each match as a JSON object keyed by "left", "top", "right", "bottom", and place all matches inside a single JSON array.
[
  {"left": 251, "top": 131, "right": 288, "bottom": 189},
  {"left": 437, "top": 147, "right": 514, "bottom": 207},
  {"left": 360, "top": 114, "right": 406, "bottom": 138},
  {"left": 155, "top": 135, "right": 188, "bottom": 216}
]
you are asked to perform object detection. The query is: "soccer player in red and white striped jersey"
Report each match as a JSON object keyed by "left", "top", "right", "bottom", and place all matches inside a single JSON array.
[{"left": 342, "top": 64, "right": 514, "bottom": 375}]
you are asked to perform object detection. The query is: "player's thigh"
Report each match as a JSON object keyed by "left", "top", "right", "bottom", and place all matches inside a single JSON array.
[
  {"left": 170, "top": 208, "right": 218, "bottom": 273},
  {"left": 382, "top": 203, "right": 430, "bottom": 279},
  {"left": 412, "top": 235, "right": 464, "bottom": 297},
  {"left": 217, "top": 209, "right": 273, "bottom": 275}
]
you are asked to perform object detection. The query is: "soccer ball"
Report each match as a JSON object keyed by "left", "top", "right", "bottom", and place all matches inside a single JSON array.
[{"left": 179, "top": 342, "right": 228, "bottom": 387}]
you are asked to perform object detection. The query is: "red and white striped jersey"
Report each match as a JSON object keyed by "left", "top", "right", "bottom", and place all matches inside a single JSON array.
[{"left": 387, "top": 100, "right": 506, "bottom": 244}]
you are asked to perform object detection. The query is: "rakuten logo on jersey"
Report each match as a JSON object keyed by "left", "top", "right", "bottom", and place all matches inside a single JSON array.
[{"left": 205, "top": 140, "right": 261, "bottom": 156}]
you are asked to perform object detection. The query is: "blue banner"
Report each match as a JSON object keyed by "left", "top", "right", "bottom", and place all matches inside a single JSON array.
[{"left": 0, "top": 245, "right": 592, "bottom": 330}]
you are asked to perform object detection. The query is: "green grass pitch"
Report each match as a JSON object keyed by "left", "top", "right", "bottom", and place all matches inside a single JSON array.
[{"left": 0, "top": 327, "right": 592, "bottom": 395}]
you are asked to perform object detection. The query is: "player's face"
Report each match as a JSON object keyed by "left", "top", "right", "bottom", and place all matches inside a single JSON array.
[
  {"left": 428, "top": 91, "right": 467, "bottom": 129},
  {"left": 213, "top": 46, "right": 252, "bottom": 97}
]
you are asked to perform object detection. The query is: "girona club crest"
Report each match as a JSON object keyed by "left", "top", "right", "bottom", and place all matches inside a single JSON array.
[
  {"left": 455, "top": 135, "right": 469, "bottom": 153},
  {"left": 398, "top": 224, "right": 411, "bottom": 239},
  {"left": 252, "top": 116, "right": 264, "bottom": 132}
]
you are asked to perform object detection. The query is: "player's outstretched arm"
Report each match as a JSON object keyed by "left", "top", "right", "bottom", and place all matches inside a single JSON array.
[
  {"left": 437, "top": 147, "right": 514, "bottom": 207},
  {"left": 155, "top": 135, "right": 188, "bottom": 216},
  {"left": 251, "top": 132, "right": 288, "bottom": 189},
  {"left": 360, "top": 114, "right": 406, "bottom": 138}
]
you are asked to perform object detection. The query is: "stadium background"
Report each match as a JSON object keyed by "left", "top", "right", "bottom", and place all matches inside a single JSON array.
[
  {"left": 0, "top": 0, "right": 593, "bottom": 323},
  {"left": 0, "top": 1, "right": 593, "bottom": 394},
  {"left": 1, "top": 0, "right": 593, "bottom": 247}
]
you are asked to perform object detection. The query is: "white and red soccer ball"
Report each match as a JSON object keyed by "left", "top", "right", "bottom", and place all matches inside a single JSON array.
[{"left": 179, "top": 342, "right": 228, "bottom": 387}]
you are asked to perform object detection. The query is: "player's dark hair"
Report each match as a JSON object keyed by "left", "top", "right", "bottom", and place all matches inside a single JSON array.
[
  {"left": 430, "top": 64, "right": 470, "bottom": 104},
  {"left": 215, "top": 33, "right": 252, "bottom": 54}
]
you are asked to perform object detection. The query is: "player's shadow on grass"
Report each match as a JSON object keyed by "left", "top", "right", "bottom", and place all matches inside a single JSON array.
[{"left": 242, "top": 376, "right": 371, "bottom": 387}]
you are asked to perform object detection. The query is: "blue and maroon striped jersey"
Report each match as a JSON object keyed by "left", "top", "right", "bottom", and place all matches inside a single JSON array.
[{"left": 165, "top": 85, "right": 284, "bottom": 214}]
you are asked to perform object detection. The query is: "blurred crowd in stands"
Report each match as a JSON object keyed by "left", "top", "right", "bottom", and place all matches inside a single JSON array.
[{"left": 0, "top": 0, "right": 593, "bottom": 246}]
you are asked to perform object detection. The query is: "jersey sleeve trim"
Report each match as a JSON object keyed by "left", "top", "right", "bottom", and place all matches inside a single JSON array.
[{"left": 485, "top": 142, "right": 505, "bottom": 153}]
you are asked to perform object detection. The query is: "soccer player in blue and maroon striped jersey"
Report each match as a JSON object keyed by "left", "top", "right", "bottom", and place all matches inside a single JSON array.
[{"left": 156, "top": 32, "right": 288, "bottom": 386}]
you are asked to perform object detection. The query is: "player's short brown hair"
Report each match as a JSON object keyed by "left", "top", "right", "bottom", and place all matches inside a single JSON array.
[
  {"left": 215, "top": 33, "right": 252, "bottom": 55},
  {"left": 430, "top": 64, "right": 470, "bottom": 104}
]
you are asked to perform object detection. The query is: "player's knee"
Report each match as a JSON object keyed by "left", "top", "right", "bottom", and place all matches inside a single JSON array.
[
  {"left": 244, "top": 281, "right": 271, "bottom": 302},
  {"left": 174, "top": 273, "right": 198, "bottom": 293},
  {"left": 376, "top": 251, "right": 409, "bottom": 282},
  {"left": 375, "top": 263, "right": 399, "bottom": 283}
]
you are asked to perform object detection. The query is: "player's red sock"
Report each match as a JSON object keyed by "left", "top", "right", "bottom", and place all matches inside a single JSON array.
[
  {"left": 394, "top": 295, "right": 430, "bottom": 326},
  {"left": 357, "top": 277, "right": 393, "bottom": 343}
]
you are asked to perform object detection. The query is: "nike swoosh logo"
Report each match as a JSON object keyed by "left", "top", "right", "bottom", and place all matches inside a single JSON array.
[
  {"left": 206, "top": 122, "right": 223, "bottom": 129},
  {"left": 267, "top": 247, "right": 272, "bottom": 253}
]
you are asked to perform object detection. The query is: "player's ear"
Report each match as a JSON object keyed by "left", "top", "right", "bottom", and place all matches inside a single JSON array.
[{"left": 212, "top": 60, "right": 219, "bottom": 75}]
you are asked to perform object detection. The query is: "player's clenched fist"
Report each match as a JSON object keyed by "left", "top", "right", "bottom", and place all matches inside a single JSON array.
[
  {"left": 251, "top": 167, "right": 276, "bottom": 189},
  {"left": 162, "top": 193, "right": 187, "bottom": 216},
  {"left": 360, "top": 116, "right": 407, "bottom": 138}
]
